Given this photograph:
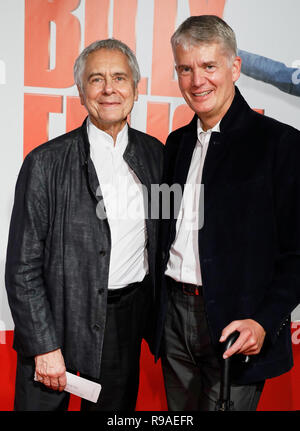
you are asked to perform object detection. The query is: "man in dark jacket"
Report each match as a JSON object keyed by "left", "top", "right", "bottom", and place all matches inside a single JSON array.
[
  {"left": 5, "top": 39, "right": 163, "bottom": 411},
  {"left": 156, "top": 15, "right": 300, "bottom": 411}
]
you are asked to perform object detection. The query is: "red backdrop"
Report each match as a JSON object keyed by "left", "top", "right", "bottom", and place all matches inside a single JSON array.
[{"left": 0, "top": 325, "right": 300, "bottom": 410}]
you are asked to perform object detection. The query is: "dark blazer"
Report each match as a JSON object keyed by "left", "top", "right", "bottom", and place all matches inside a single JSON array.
[
  {"left": 156, "top": 87, "right": 300, "bottom": 384},
  {"left": 5, "top": 118, "right": 163, "bottom": 379}
]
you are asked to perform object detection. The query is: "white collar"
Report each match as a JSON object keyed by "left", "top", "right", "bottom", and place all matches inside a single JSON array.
[
  {"left": 197, "top": 118, "right": 221, "bottom": 140},
  {"left": 87, "top": 118, "right": 128, "bottom": 155}
]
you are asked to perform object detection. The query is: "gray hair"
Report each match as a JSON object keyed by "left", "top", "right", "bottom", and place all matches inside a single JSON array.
[
  {"left": 74, "top": 38, "right": 141, "bottom": 91},
  {"left": 171, "top": 15, "right": 237, "bottom": 61}
]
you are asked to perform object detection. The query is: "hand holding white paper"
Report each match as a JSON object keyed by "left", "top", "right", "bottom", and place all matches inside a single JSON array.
[{"left": 35, "top": 372, "right": 101, "bottom": 403}]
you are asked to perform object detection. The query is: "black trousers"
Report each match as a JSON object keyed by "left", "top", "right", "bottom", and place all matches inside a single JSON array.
[
  {"left": 14, "top": 275, "right": 153, "bottom": 411},
  {"left": 161, "top": 276, "right": 265, "bottom": 411}
]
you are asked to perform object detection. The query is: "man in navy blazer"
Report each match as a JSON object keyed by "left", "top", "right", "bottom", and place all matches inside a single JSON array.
[{"left": 156, "top": 15, "right": 300, "bottom": 411}]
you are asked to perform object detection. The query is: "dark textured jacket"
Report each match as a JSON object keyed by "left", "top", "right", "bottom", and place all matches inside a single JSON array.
[
  {"left": 5, "top": 118, "right": 163, "bottom": 379},
  {"left": 156, "top": 87, "right": 300, "bottom": 384}
]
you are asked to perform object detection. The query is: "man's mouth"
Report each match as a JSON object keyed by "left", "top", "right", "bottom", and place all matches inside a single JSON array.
[
  {"left": 99, "top": 101, "right": 120, "bottom": 105},
  {"left": 193, "top": 90, "right": 213, "bottom": 97}
]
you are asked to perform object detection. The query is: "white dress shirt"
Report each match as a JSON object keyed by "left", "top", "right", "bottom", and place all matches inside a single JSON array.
[
  {"left": 165, "top": 119, "right": 220, "bottom": 285},
  {"left": 87, "top": 119, "right": 148, "bottom": 289}
]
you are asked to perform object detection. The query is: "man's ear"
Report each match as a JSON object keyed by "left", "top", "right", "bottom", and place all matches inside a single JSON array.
[
  {"left": 232, "top": 56, "right": 241, "bottom": 83},
  {"left": 134, "top": 85, "right": 138, "bottom": 102},
  {"left": 77, "top": 85, "right": 85, "bottom": 106}
]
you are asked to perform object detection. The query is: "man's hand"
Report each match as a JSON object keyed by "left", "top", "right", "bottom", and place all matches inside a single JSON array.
[
  {"left": 219, "top": 319, "right": 266, "bottom": 359},
  {"left": 35, "top": 348, "right": 66, "bottom": 392}
]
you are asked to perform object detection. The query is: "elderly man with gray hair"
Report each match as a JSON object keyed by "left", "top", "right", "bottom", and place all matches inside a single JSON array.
[
  {"left": 155, "top": 15, "right": 300, "bottom": 411},
  {"left": 5, "top": 39, "right": 163, "bottom": 411}
]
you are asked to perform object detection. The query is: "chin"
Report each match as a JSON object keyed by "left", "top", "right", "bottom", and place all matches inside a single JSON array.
[{"left": 194, "top": 106, "right": 215, "bottom": 116}]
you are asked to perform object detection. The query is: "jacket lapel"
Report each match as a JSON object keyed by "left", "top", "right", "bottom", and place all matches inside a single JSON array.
[
  {"left": 202, "top": 86, "right": 252, "bottom": 188},
  {"left": 79, "top": 117, "right": 103, "bottom": 203},
  {"left": 124, "top": 126, "right": 151, "bottom": 191},
  {"left": 202, "top": 130, "right": 229, "bottom": 187},
  {"left": 172, "top": 115, "right": 198, "bottom": 193}
]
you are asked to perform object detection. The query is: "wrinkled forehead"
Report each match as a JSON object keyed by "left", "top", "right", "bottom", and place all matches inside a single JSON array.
[
  {"left": 174, "top": 40, "right": 234, "bottom": 65},
  {"left": 174, "top": 40, "right": 225, "bottom": 58},
  {"left": 84, "top": 48, "right": 131, "bottom": 69},
  {"left": 82, "top": 48, "right": 137, "bottom": 88}
]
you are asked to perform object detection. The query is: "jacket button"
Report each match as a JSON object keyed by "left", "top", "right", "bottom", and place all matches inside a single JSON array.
[
  {"left": 98, "top": 288, "right": 104, "bottom": 294},
  {"left": 94, "top": 324, "right": 100, "bottom": 331},
  {"left": 99, "top": 250, "right": 106, "bottom": 256}
]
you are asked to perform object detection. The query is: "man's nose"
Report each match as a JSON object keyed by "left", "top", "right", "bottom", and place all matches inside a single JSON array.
[
  {"left": 103, "top": 78, "right": 114, "bottom": 94},
  {"left": 192, "top": 69, "right": 207, "bottom": 87}
]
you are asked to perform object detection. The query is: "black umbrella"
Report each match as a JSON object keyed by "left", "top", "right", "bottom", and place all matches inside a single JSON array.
[{"left": 215, "top": 331, "right": 250, "bottom": 411}]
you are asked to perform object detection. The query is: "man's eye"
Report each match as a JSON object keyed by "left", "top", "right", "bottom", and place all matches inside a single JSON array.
[
  {"left": 179, "top": 66, "right": 191, "bottom": 74},
  {"left": 91, "top": 77, "right": 102, "bottom": 84},
  {"left": 206, "top": 65, "right": 216, "bottom": 71},
  {"left": 115, "top": 76, "right": 125, "bottom": 81}
]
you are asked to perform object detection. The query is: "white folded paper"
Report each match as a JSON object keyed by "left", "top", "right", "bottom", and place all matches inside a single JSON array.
[{"left": 34, "top": 371, "right": 101, "bottom": 403}]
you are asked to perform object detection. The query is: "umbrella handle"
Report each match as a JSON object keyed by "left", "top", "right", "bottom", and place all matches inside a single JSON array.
[
  {"left": 219, "top": 331, "right": 239, "bottom": 406},
  {"left": 216, "top": 331, "right": 250, "bottom": 410}
]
